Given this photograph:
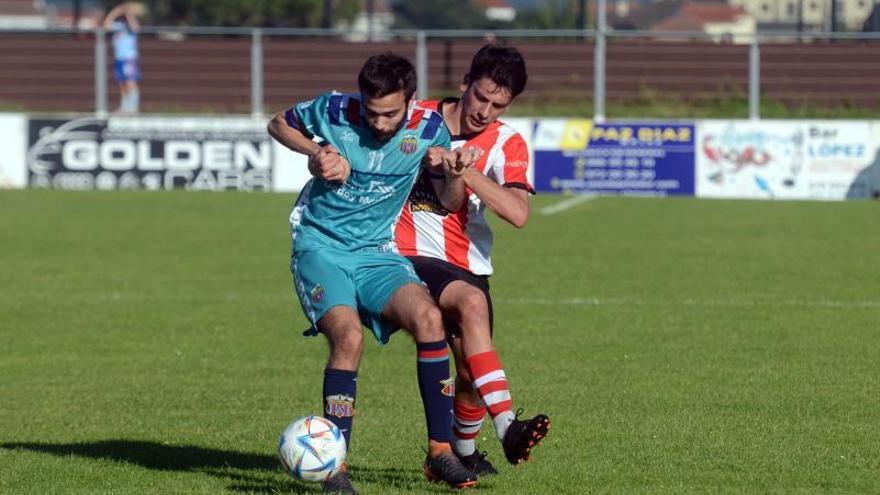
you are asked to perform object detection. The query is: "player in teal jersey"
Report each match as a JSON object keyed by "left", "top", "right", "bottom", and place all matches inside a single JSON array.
[{"left": 268, "top": 54, "right": 481, "bottom": 494}]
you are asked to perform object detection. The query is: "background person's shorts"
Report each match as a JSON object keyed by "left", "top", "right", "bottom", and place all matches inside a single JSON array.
[
  {"left": 114, "top": 59, "right": 140, "bottom": 82},
  {"left": 292, "top": 247, "right": 422, "bottom": 344}
]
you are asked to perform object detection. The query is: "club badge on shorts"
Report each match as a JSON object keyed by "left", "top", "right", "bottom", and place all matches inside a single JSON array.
[{"left": 310, "top": 284, "right": 324, "bottom": 303}]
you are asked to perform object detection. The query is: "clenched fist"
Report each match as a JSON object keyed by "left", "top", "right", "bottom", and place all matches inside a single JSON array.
[{"left": 308, "top": 144, "right": 351, "bottom": 183}]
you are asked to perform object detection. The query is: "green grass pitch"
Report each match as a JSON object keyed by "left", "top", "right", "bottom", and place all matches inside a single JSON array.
[{"left": 1, "top": 190, "right": 878, "bottom": 494}]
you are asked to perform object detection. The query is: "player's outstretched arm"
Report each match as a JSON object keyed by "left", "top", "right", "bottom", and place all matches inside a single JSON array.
[
  {"left": 102, "top": 3, "right": 124, "bottom": 28},
  {"left": 268, "top": 112, "right": 350, "bottom": 183},
  {"left": 268, "top": 111, "right": 322, "bottom": 157},
  {"left": 123, "top": 5, "right": 140, "bottom": 32},
  {"left": 463, "top": 169, "right": 530, "bottom": 228}
]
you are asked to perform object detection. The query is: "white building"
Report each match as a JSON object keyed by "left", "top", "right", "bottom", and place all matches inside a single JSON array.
[
  {"left": 339, "top": 0, "right": 395, "bottom": 42},
  {"left": 729, "top": 0, "right": 875, "bottom": 30},
  {"left": 652, "top": 2, "right": 757, "bottom": 43},
  {"left": 0, "top": 0, "right": 48, "bottom": 29},
  {"left": 475, "top": 0, "right": 518, "bottom": 22}
]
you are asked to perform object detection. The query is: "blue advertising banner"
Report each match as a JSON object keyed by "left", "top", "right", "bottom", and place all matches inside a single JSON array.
[{"left": 532, "top": 120, "right": 696, "bottom": 195}]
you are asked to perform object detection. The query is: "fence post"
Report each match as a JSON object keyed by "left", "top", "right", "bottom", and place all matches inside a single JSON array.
[
  {"left": 95, "top": 27, "right": 108, "bottom": 117},
  {"left": 416, "top": 30, "right": 428, "bottom": 100},
  {"left": 593, "top": 0, "right": 607, "bottom": 123},
  {"left": 749, "top": 35, "right": 760, "bottom": 120},
  {"left": 251, "top": 28, "right": 264, "bottom": 119}
]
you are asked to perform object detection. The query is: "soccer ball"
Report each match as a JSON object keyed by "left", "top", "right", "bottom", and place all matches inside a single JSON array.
[{"left": 278, "top": 415, "right": 346, "bottom": 483}]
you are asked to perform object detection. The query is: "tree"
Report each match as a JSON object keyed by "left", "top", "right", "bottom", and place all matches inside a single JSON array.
[
  {"left": 98, "top": 0, "right": 358, "bottom": 28},
  {"left": 391, "top": 0, "right": 491, "bottom": 30},
  {"left": 511, "top": 0, "right": 582, "bottom": 29}
]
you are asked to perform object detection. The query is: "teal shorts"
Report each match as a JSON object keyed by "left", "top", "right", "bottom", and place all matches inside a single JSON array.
[{"left": 291, "top": 247, "right": 423, "bottom": 344}]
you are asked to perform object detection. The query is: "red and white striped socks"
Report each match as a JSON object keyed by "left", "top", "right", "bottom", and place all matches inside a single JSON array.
[
  {"left": 466, "top": 350, "right": 515, "bottom": 441},
  {"left": 453, "top": 400, "right": 486, "bottom": 456}
]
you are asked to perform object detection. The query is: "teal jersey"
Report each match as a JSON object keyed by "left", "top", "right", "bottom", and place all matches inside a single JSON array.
[{"left": 286, "top": 91, "right": 451, "bottom": 252}]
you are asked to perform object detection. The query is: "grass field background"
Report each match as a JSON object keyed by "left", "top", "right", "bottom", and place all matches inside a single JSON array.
[{"left": 1, "top": 190, "right": 878, "bottom": 494}]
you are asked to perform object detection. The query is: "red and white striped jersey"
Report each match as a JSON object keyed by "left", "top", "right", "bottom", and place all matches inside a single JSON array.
[{"left": 394, "top": 99, "right": 534, "bottom": 276}]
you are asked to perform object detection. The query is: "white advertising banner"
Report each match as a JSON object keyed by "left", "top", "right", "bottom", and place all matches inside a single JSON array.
[
  {"left": 271, "top": 141, "right": 311, "bottom": 193},
  {"left": 802, "top": 121, "right": 878, "bottom": 200},
  {"left": 0, "top": 114, "right": 27, "bottom": 188},
  {"left": 697, "top": 120, "right": 807, "bottom": 199},
  {"left": 842, "top": 123, "right": 880, "bottom": 199},
  {"left": 27, "top": 116, "right": 272, "bottom": 191},
  {"left": 697, "top": 120, "right": 880, "bottom": 200}
]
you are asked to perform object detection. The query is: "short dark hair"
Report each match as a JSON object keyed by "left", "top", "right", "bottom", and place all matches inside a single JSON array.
[
  {"left": 358, "top": 53, "right": 417, "bottom": 101},
  {"left": 466, "top": 44, "right": 527, "bottom": 98}
]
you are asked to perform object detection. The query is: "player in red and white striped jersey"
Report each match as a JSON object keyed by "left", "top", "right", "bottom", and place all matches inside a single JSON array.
[{"left": 394, "top": 44, "right": 550, "bottom": 475}]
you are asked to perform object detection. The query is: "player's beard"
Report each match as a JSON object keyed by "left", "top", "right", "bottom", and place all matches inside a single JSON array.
[{"left": 370, "top": 117, "right": 405, "bottom": 142}]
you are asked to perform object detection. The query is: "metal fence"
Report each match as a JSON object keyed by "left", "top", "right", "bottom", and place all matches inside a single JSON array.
[{"left": 2, "top": 26, "right": 880, "bottom": 118}]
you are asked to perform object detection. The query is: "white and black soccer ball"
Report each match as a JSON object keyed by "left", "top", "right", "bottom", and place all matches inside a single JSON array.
[{"left": 278, "top": 415, "right": 346, "bottom": 483}]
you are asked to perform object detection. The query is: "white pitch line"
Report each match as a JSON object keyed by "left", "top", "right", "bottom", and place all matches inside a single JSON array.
[
  {"left": 88, "top": 292, "right": 880, "bottom": 309},
  {"left": 539, "top": 194, "right": 596, "bottom": 215},
  {"left": 495, "top": 297, "right": 880, "bottom": 309}
]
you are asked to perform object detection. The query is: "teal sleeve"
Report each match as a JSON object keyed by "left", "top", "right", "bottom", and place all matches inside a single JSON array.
[
  {"left": 434, "top": 123, "right": 452, "bottom": 150},
  {"left": 421, "top": 122, "right": 452, "bottom": 174},
  {"left": 291, "top": 92, "right": 332, "bottom": 140}
]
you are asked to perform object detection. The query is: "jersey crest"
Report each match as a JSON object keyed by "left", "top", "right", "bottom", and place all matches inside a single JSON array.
[{"left": 399, "top": 132, "right": 419, "bottom": 154}]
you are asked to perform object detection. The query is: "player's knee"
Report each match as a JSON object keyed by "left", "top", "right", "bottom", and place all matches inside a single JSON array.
[
  {"left": 329, "top": 328, "right": 363, "bottom": 361},
  {"left": 457, "top": 290, "right": 490, "bottom": 330},
  {"left": 414, "top": 304, "right": 445, "bottom": 342}
]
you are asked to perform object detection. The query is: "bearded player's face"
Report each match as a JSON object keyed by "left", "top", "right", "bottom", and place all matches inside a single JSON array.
[{"left": 363, "top": 91, "right": 408, "bottom": 142}]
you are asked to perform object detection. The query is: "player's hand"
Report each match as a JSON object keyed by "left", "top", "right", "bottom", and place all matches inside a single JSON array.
[
  {"left": 444, "top": 146, "right": 482, "bottom": 178},
  {"left": 422, "top": 146, "right": 448, "bottom": 169},
  {"left": 308, "top": 144, "right": 350, "bottom": 183},
  {"left": 456, "top": 146, "right": 482, "bottom": 169}
]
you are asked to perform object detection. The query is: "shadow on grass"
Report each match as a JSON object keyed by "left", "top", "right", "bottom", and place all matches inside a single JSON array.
[
  {"left": 0, "top": 440, "right": 442, "bottom": 493},
  {"left": 0, "top": 440, "right": 315, "bottom": 494},
  {"left": 1, "top": 440, "right": 275, "bottom": 471},
  {"left": 0, "top": 440, "right": 449, "bottom": 494}
]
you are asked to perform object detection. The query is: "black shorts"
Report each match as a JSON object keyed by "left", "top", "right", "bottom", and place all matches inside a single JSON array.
[{"left": 407, "top": 256, "right": 493, "bottom": 339}]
